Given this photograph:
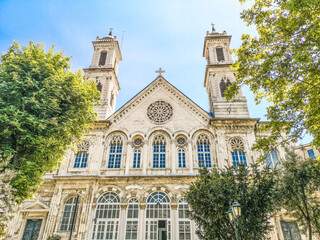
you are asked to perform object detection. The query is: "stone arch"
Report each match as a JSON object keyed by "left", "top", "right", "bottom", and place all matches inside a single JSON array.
[
  {"left": 94, "top": 186, "right": 123, "bottom": 203},
  {"left": 142, "top": 186, "right": 176, "bottom": 203}
]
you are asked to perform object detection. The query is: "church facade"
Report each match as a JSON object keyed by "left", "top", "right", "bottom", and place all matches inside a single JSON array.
[{"left": 6, "top": 27, "right": 306, "bottom": 240}]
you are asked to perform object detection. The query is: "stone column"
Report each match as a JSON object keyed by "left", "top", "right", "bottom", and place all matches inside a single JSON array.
[
  {"left": 77, "top": 183, "right": 95, "bottom": 239},
  {"left": 171, "top": 203, "right": 178, "bottom": 240},
  {"left": 119, "top": 203, "right": 128, "bottom": 240},
  {"left": 142, "top": 141, "right": 148, "bottom": 175},
  {"left": 171, "top": 139, "right": 176, "bottom": 174},
  {"left": 139, "top": 203, "right": 146, "bottom": 240},
  {"left": 187, "top": 140, "right": 194, "bottom": 174},
  {"left": 41, "top": 184, "right": 63, "bottom": 239},
  {"left": 126, "top": 142, "right": 132, "bottom": 175}
]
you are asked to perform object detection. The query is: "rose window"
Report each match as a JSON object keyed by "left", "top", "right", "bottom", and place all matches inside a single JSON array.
[{"left": 147, "top": 101, "right": 173, "bottom": 123}]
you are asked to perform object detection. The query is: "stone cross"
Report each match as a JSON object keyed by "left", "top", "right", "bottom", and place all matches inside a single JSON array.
[{"left": 156, "top": 67, "right": 165, "bottom": 76}]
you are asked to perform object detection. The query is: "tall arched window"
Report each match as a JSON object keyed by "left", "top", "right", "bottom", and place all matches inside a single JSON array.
[
  {"left": 99, "top": 51, "right": 107, "bottom": 66},
  {"left": 266, "top": 149, "right": 280, "bottom": 168},
  {"left": 92, "top": 192, "right": 120, "bottom": 240},
  {"left": 146, "top": 192, "right": 171, "bottom": 239},
  {"left": 125, "top": 198, "right": 139, "bottom": 240},
  {"left": 197, "top": 134, "right": 212, "bottom": 168},
  {"left": 220, "top": 77, "right": 232, "bottom": 97},
  {"left": 178, "top": 198, "right": 191, "bottom": 240},
  {"left": 178, "top": 149, "right": 186, "bottom": 168},
  {"left": 230, "top": 138, "right": 247, "bottom": 166},
  {"left": 74, "top": 141, "right": 89, "bottom": 168},
  {"left": 133, "top": 149, "right": 141, "bottom": 168},
  {"left": 108, "top": 136, "right": 123, "bottom": 169},
  {"left": 216, "top": 47, "right": 225, "bottom": 62},
  {"left": 60, "top": 197, "right": 78, "bottom": 231},
  {"left": 153, "top": 136, "right": 166, "bottom": 168}
]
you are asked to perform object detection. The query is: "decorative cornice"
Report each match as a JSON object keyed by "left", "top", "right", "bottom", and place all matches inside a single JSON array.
[{"left": 210, "top": 118, "right": 259, "bottom": 130}]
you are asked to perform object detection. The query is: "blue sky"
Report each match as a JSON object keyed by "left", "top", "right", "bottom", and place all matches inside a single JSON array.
[{"left": 0, "top": 0, "right": 311, "bottom": 144}]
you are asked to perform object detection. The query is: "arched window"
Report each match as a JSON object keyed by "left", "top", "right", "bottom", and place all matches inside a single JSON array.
[
  {"left": 125, "top": 198, "right": 139, "bottom": 240},
  {"left": 220, "top": 78, "right": 232, "bottom": 97},
  {"left": 216, "top": 47, "right": 225, "bottom": 62},
  {"left": 96, "top": 81, "right": 102, "bottom": 93},
  {"left": 74, "top": 141, "right": 89, "bottom": 168},
  {"left": 266, "top": 150, "right": 280, "bottom": 168},
  {"left": 230, "top": 138, "right": 247, "bottom": 166},
  {"left": 99, "top": 51, "right": 107, "bottom": 66},
  {"left": 92, "top": 192, "right": 120, "bottom": 240},
  {"left": 178, "top": 198, "right": 191, "bottom": 240},
  {"left": 108, "top": 136, "right": 123, "bottom": 169},
  {"left": 153, "top": 136, "right": 166, "bottom": 168},
  {"left": 60, "top": 197, "right": 78, "bottom": 231},
  {"left": 146, "top": 192, "right": 171, "bottom": 239},
  {"left": 178, "top": 149, "right": 186, "bottom": 168},
  {"left": 197, "top": 135, "right": 212, "bottom": 168},
  {"left": 133, "top": 149, "right": 141, "bottom": 168}
]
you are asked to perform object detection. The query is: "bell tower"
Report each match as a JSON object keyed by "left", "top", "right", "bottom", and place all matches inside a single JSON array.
[
  {"left": 203, "top": 25, "right": 250, "bottom": 119},
  {"left": 84, "top": 28, "right": 122, "bottom": 120}
]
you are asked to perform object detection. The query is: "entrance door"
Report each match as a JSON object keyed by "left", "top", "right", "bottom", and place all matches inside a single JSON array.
[
  {"left": 22, "top": 219, "right": 42, "bottom": 240},
  {"left": 158, "top": 220, "right": 167, "bottom": 240}
]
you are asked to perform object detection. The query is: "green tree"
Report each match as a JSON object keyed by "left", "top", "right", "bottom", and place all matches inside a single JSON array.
[
  {"left": 0, "top": 156, "right": 18, "bottom": 239},
  {"left": 186, "top": 164, "right": 278, "bottom": 240},
  {"left": 279, "top": 150, "right": 320, "bottom": 240},
  {"left": 226, "top": 0, "right": 320, "bottom": 151},
  {"left": 0, "top": 41, "right": 99, "bottom": 203}
]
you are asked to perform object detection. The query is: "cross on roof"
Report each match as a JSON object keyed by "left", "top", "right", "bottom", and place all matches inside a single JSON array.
[{"left": 156, "top": 67, "right": 165, "bottom": 76}]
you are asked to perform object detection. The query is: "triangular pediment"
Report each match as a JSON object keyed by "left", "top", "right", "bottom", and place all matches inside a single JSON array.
[
  {"left": 108, "top": 76, "right": 212, "bottom": 125},
  {"left": 20, "top": 201, "right": 50, "bottom": 212}
]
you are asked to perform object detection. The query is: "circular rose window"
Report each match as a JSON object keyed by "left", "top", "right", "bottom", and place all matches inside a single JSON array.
[{"left": 147, "top": 101, "right": 173, "bottom": 123}]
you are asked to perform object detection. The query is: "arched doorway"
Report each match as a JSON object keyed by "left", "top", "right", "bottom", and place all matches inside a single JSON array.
[{"left": 145, "top": 192, "right": 171, "bottom": 240}]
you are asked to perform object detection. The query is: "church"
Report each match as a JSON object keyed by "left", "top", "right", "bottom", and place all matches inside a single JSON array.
[{"left": 6, "top": 26, "right": 307, "bottom": 240}]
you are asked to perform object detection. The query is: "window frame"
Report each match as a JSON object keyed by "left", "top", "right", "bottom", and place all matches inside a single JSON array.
[
  {"left": 59, "top": 197, "right": 78, "bottom": 232},
  {"left": 197, "top": 135, "right": 212, "bottom": 168},
  {"left": 133, "top": 149, "right": 141, "bottom": 168}
]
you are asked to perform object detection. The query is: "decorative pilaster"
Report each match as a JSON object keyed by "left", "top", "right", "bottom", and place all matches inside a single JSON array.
[
  {"left": 171, "top": 203, "right": 178, "bottom": 239},
  {"left": 41, "top": 184, "right": 63, "bottom": 239},
  {"left": 119, "top": 203, "right": 128, "bottom": 240},
  {"left": 142, "top": 140, "right": 148, "bottom": 175},
  {"left": 126, "top": 142, "right": 132, "bottom": 175},
  {"left": 171, "top": 139, "right": 176, "bottom": 174},
  {"left": 139, "top": 203, "right": 146, "bottom": 240},
  {"left": 187, "top": 140, "right": 194, "bottom": 174}
]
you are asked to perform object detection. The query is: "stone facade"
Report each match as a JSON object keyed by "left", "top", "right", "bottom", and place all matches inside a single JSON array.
[{"left": 6, "top": 28, "right": 310, "bottom": 240}]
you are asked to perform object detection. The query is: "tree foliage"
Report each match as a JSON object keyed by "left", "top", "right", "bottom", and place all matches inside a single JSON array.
[
  {"left": 279, "top": 150, "right": 320, "bottom": 240},
  {"left": 226, "top": 0, "right": 320, "bottom": 151},
  {"left": 0, "top": 41, "right": 99, "bottom": 202},
  {"left": 186, "top": 164, "right": 278, "bottom": 240},
  {"left": 0, "top": 156, "right": 18, "bottom": 239}
]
